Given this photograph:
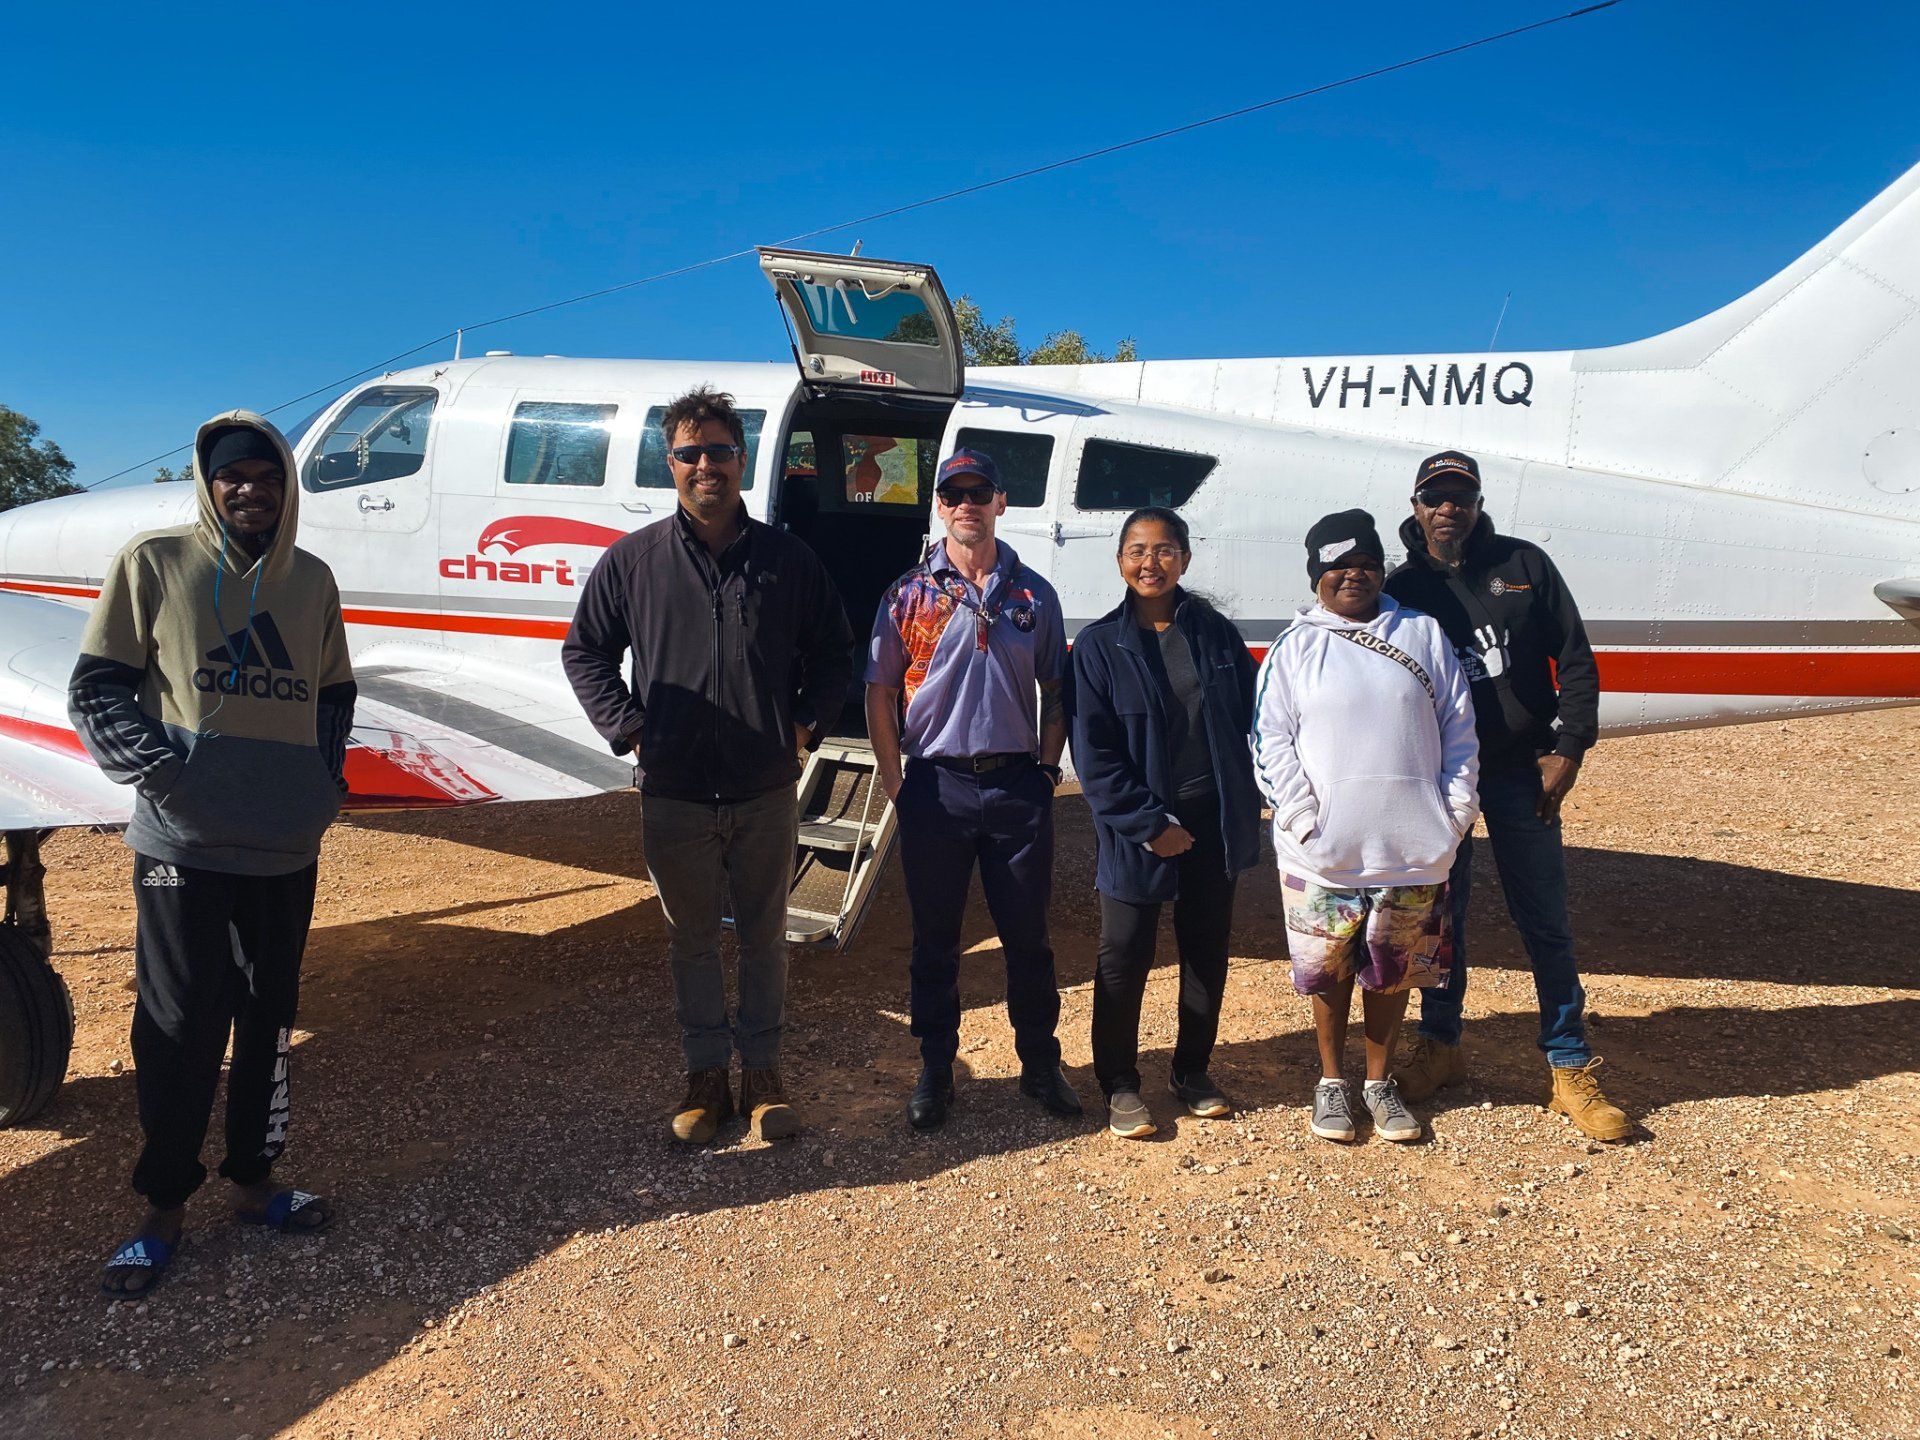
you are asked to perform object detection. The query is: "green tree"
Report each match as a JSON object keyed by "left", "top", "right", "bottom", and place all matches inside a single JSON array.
[
  {"left": 153, "top": 465, "right": 192, "bottom": 484},
  {"left": 0, "top": 406, "right": 82, "bottom": 513},
  {"left": 951, "top": 296, "right": 1136, "bottom": 368},
  {"left": 953, "top": 297, "right": 1022, "bottom": 368}
]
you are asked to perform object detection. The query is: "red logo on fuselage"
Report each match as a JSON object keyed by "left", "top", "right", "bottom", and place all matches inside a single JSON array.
[{"left": 440, "top": 516, "right": 629, "bottom": 586}]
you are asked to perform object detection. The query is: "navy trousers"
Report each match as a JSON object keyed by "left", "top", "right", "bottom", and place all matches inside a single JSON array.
[
  {"left": 1415, "top": 762, "right": 1591, "bottom": 1068},
  {"left": 895, "top": 758, "right": 1062, "bottom": 1072}
]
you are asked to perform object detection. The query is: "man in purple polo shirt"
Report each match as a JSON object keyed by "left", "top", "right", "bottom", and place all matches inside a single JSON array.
[{"left": 866, "top": 449, "right": 1079, "bottom": 1132}]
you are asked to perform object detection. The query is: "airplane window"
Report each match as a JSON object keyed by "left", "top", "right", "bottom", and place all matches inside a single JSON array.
[
  {"left": 637, "top": 406, "right": 764, "bottom": 490},
  {"left": 1074, "top": 438, "right": 1215, "bottom": 511},
  {"left": 953, "top": 427, "right": 1052, "bottom": 509},
  {"left": 506, "top": 402, "right": 617, "bottom": 487},
  {"left": 790, "top": 282, "right": 939, "bottom": 346},
  {"left": 301, "top": 387, "right": 438, "bottom": 491}
]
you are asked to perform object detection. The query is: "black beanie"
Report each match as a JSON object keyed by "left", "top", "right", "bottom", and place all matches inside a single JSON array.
[
  {"left": 1304, "top": 508, "right": 1385, "bottom": 586},
  {"left": 202, "top": 426, "right": 282, "bottom": 479}
]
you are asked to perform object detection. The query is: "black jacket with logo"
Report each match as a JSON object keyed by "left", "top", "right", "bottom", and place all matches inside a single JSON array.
[
  {"left": 1382, "top": 513, "right": 1599, "bottom": 773},
  {"left": 562, "top": 508, "right": 855, "bottom": 802}
]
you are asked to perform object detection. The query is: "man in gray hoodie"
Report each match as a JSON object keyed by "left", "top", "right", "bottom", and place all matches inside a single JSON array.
[{"left": 69, "top": 412, "right": 356, "bottom": 1296}]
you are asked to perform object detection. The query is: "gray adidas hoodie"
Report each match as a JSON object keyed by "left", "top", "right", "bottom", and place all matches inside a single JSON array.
[
  {"left": 68, "top": 412, "right": 357, "bottom": 876},
  {"left": 1251, "top": 594, "right": 1479, "bottom": 889}
]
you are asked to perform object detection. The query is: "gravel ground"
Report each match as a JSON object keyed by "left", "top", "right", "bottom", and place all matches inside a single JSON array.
[{"left": 1, "top": 708, "right": 1915, "bottom": 1440}]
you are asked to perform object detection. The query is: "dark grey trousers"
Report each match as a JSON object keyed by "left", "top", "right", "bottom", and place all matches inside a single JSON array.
[{"left": 640, "top": 786, "right": 799, "bottom": 1071}]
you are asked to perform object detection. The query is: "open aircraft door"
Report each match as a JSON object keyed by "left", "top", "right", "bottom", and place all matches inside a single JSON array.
[
  {"left": 755, "top": 247, "right": 963, "bottom": 950},
  {"left": 757, "top": 248, "right": 964, "bottom": 399}
]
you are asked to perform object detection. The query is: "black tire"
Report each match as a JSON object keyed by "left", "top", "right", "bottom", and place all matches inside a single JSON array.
[{"left": 0, "top": 924, "right": 73, "bottom": 1127}]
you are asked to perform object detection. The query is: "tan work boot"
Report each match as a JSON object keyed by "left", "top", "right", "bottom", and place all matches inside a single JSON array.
[
  {"left": 1547, "top": 1058, "right": 1634, "bottom": 1142},
  {"left": 1392, "top": 1034, "right": 1466, "bottom": 1103},
  {"left": 740, "top": 1067, "right": 801, "bottom": 1141},
  {"left": 671, "top": 1066, "right": 734, "bottom": 1145}
]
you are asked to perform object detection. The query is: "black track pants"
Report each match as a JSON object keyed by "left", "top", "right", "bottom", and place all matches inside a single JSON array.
[
  {"left": 1090, "top": 795, "right": 1237, "bottom": 1096},
  {"left": 129, "top": 854, "right": 318, "bottom": 1208}
]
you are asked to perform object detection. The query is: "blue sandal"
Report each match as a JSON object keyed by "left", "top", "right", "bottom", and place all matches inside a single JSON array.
[
  {"left": 100, "top": 1235, "right": 178, "bottom": 1296},
  {"left": 237, "top": 1189, "right": 332, "bottom": 1233}
]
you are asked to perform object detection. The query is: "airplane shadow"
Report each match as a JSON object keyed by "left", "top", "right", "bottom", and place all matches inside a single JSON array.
[{"left": 1, "top": 798, "right": 1914, "bottom": 1436}]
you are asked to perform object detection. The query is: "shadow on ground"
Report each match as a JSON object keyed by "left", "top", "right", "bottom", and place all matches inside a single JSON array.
[{"left": 1, "top": 795, "right": 1914, "bottom": 1437}]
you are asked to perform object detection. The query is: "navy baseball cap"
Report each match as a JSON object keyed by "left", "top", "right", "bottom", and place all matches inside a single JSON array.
[{"left": 936, "top": 448, "right": 1003, "bottom": 492}]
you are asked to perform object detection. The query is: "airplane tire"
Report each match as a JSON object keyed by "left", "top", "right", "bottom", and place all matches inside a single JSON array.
[{"left": 0, "top": 924, "right": 73, "bottom": 1128}]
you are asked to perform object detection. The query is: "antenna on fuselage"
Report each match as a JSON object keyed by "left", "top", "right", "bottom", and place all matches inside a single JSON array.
[
  {"left": 1488, "top": 292, "right": 1512, "bottom": 351},
  {"left": 454, "top": 328, "right": 463, "bottom": 360}
]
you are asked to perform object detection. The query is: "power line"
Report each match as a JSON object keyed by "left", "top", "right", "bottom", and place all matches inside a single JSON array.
[{"left": 85, "top": 1, "right": 1623, "bottom": 489}]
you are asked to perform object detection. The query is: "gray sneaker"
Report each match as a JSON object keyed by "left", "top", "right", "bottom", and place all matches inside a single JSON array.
[
  {"left": 1310, "top": 1079, "right": 1356, "bottom": 1143},
  {"left": 1362, "top": 1079, "right": 1421, "bottom": 1143},
  {"left": 1107, "top": 1089, "right": 1157, "bottom": 1140}
]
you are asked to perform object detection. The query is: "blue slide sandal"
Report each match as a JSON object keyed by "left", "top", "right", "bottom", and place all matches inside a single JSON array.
[
  {"left": 237, "top": 1189, "right": 332, "bottom": 1233},
  {"left": 100, "top": 1235, "right": 177, "bottom": 1296}
]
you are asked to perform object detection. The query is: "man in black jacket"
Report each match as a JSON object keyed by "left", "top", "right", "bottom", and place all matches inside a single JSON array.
[
  {"left": 1382, "top": 450, "right": 1633, "bottom": 1142},
  {"left": 563, "top": 386, "right": 853, "bottom": 1145}
]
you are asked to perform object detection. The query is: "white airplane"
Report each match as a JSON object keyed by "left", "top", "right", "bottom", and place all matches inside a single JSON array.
[{"left": 1, "top": 161, "right": 1915, "bottom": 1123}]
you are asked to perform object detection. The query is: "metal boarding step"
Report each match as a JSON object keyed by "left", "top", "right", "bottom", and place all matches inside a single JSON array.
[{"left": 784, "top": 739, "right": 897, "bottom": 949}]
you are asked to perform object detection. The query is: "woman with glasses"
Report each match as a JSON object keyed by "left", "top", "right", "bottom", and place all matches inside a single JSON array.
[
  {"left": 1252, "top": 509, "right": 1479, "bottom": 1144},
  {"left": 1070, "top": 507, "right": 1264, "bottom": 1139}
]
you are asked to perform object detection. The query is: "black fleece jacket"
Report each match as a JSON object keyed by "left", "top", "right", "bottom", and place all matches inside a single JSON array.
[
  {"left": 1382, "top": 512, "right": 1599, "bottom": 772},
  {"left": 562, "top": 508, "right": 854, "bottom": 802}
]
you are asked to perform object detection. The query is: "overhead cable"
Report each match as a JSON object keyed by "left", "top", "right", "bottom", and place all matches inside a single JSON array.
[{"left": 85, "top": 1, "right": 1622, "bottom": 488}]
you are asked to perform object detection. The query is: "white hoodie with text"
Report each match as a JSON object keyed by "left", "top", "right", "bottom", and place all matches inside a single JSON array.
[{"left": 1252, "top": 594, "right": 1480, "bottom": 889}]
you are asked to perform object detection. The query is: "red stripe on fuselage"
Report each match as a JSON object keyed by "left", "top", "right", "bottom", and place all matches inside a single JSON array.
[
  {"left": 0, "top": 712, "right": 95, "bottom": 760},
  {"left": 4, "top": 579, "right": 1917, "bottom": 697}
]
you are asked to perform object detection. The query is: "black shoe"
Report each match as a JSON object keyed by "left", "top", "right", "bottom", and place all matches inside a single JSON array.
[
  {"left": 907, "top": 1067, "right": 954, "bottom": 1131},
  {"left": 1018, "top": 1064, "right": 1085, "bottom": 1117},
  {"left": 1169, "top": 1070, "right": 1233, "bottom": 1119}
]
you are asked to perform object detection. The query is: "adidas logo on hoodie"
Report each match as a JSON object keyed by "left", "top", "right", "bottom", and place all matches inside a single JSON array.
[
  {"left": 191, "top": 612, "right": 311, "bottom": 702},
  {"left": 141, "top": 863, "right": 185, "bottom": 887}
]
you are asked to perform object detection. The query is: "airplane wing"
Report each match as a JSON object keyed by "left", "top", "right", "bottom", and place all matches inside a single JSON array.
[{"left": 0, "top": 590, "right": 622, "bottom": 832}]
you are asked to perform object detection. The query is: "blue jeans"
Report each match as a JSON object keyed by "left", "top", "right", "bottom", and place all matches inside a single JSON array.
[
  {"left": 1416, "top": 762, "right": 1591, "bottom": 1068},
  {"left": 641, "top": 786, "right": 799, "bottom": 1071},
  {"left": 896, "top": 758, "right": 1061, "bottom": 1072}
]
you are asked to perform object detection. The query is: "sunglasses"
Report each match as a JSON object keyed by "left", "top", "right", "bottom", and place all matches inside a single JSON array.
[
  {"left": 669, "top": 443, "right": 745, "bottom": 465},
  {"left": 936, "top": 483, "right": 998, "bottom": 508},
  {"left": 1413, "top": 486, "right": 1480, "bottom": 509}
]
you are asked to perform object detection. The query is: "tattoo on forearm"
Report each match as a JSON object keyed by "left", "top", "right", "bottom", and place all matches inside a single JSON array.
[{"left": 1039, "top": 685, "right": 1065, "bottom": 726}]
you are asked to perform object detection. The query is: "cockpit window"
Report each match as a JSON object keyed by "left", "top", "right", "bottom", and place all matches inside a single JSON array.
[{"left": 302, "top": 387, "right": 438, "bottom": 491}]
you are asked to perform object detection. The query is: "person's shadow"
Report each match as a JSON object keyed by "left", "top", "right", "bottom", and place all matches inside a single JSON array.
[{"left": 0, "top": 797, "right": 1914, "bottom": 1437}]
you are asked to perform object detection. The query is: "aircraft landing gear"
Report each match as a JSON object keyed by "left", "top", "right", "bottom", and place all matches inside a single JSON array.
[{"left": 1, "top": 830, "right": 73, "bottom": 1127}]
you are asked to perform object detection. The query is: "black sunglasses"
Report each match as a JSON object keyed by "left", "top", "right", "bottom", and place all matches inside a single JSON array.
[
  {"left": 669, "top": 443, "right": 745, "bottom": 465},
  {"left": 936, "top": 483, "right": 998, "bottom": 508},
  {"left": 1413, "top": 486, "right": 1480, "bottom": 509}
]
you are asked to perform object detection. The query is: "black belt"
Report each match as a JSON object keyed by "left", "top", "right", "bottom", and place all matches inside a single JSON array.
[{"left": 919, "top": 752, "right": 1033, "bottom": 774}]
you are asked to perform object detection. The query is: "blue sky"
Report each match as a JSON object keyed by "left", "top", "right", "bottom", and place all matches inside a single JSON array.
[{"left": 3, "top": 1, "right": 1917, "bottom": 485}]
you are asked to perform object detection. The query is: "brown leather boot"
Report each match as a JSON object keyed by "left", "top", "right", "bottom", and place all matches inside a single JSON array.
[
  {"left": 1547, "top": 1058, "right": 1634, "bottom": 1142},
  {"left": 1392, "top": 1034, "right": 1466, "bottom": 1103},
  {"left": 740, "top": 1067, "right": 801, "bottom": 1141},
  {"left": 671, "top": 1067, "right": 734, "bottom": 1145}
]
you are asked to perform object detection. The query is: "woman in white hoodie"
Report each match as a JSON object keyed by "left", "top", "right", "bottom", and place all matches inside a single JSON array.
[{"left": 1252, "top": 510, "right": 1479, "bottom": 1144}]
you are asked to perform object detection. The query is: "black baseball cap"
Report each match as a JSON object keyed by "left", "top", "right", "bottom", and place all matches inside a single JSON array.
[{"left": 1415, "top": 449, "right": 1481, "bottom": 491}]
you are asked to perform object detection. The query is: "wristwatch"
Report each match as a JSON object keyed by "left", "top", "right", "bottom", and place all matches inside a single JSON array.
[{"left": 1037, "top": 763, "right": 1063, "bottom": 788}]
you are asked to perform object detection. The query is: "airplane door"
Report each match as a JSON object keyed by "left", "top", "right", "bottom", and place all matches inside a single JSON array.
[
  {"left": 297, "top": 384, "right": 438, "bottom": 536},
  {"left": 758, "top": 249, "right": 963, "bottom": 400}
]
